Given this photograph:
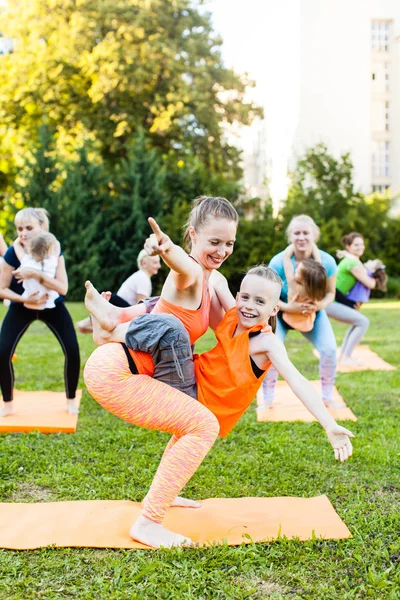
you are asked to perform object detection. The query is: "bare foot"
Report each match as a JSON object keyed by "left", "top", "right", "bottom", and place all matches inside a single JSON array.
[
  {"left": 143, "top": 495, "right": 201, "bottom": 509},
  {"left": 256, "top": 402, "right": 273, "bottom": 412},
  {"left": 130, "top": 515, "right": 193, "bottom": 549},
  {"left": 324, "top": 399, "right": 346, "bottom": 410},
  {"left": 66, "top": 399, "right": 79, "bottom": 415},
  {"left": 76, "top": 317, "right": 93, "bottom": 334},
  {"left": 91, "top": 314, "right": 114, "bottom": 346},
  {"left": 339, "top": 356, "right": 361, "bottom": 367},
  {"left": 84, "top": 281, "right": 119, "bottom": 331},
  {"left": 0, "top": 401, "right": 15, "bottom": 417}
]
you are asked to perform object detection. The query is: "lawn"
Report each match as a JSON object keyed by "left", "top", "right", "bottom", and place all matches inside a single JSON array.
[{"left": 0, "top": 301, "right": 399, "bottom": 599}]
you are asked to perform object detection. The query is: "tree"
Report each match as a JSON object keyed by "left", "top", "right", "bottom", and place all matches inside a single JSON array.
[
  {"left": 279, "top": 144, "right": 400, "bottom": 277},
  {"left": 0, "top": 0, "right": 261, "bottom": 183}
]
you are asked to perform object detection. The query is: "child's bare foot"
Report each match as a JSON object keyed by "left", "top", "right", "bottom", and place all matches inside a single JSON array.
[
  {"left": 0, "top": 401, "right": 15, "bottom": 417},
  {"left": 143, "top": 495, "right": 201, "bottom": 509},
  {"left": 84, "top": 281, "right": 119, "bottom": 331},
  {"left": 66, "top": 399, "right": 79, "bottom": 415},
  {"left": 76, "top": 317, "right": 93, "bottom": 334},
  {"left": 130, "top": 515, "right": 193, "bottom": 548}
]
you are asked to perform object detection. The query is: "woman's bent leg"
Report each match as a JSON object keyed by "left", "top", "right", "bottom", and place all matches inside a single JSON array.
[
  {"left": 84, "top": 344, "right": 219, "bottom": 533},
  {"left": 0, "top": 304, "right": 35, "bottom": 406},
  {"left": 302, "top": 310, "right": 337, "bottom": 404},
  {"left": 40, "top": 304, "right": 81, "bottom": 402},
  {"left": 261, "top": 317, "right": 288, "bottom": 405},
  {"left": 326, "top": 302, "right": 369, "bottom": 359}
]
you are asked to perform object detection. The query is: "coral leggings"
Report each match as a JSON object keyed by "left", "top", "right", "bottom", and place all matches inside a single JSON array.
[{"left": 84, "top": 343, "right": 219, "bottom": 523}]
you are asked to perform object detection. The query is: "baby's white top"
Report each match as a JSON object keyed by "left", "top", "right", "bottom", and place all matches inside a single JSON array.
[{"left": 21, "top": 254, "right": 59, "bottom": 309}]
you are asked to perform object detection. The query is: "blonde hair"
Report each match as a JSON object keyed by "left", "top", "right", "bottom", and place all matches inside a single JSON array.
[
  {"left": 28, "top": 232, "right": 58, "bottom": 265},
  {"left": 15, "top": 208, "right": 50, "bottom": 231},
  {"left": 137, "top": 249, "right": 150, "bottom": 270},
  {"left": 183, "top": 196, "right": 239, "bottom": 251},
  {"left": 286, "top": 215, "right": 320, "bottom": 242},
  {"left": 245, "top": 264, "right": 283, "bottom": 333}
]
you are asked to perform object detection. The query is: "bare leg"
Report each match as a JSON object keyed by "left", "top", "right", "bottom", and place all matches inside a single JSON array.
[{"left": 84, "top": 281, "right": 146, "bottom": 331}]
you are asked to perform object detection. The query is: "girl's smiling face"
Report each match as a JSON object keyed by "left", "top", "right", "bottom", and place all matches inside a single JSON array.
[
  {"left": 236, "top": 274, "right": 281, "bottom": 328},
  {"left": 189, "top": 218, "right": 237, "bottom": 271}
]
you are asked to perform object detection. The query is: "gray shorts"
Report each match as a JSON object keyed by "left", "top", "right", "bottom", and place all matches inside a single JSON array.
[{"left": 125, "top": 313, "right": 197, "bottom": 400}]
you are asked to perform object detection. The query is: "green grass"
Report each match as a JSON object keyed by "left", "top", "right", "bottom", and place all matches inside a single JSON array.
[{"left": 0, "top": 301, "right": 399, "bottom": 599}]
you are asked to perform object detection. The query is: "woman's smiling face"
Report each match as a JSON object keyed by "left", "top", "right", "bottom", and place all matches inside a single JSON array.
[{"left": 189, "top": 217, "right": 237, "bottom": 271}]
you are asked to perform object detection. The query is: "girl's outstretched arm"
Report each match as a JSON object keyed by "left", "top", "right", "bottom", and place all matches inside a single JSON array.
[
  {"left": 144, "top": 218, "right": 201, "bottom": 291},
  {"left": 257, "top": 335, "right": 354, "bottom": 461}
]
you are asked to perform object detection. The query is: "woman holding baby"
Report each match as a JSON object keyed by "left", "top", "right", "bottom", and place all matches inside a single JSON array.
[{"left": 0, "top": 208, "right": 80, "bottom": 416}]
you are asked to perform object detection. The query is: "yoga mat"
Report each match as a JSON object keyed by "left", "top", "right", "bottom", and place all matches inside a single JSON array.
[
  {"left": 0, "top": 495, "right": 351, "bottom": 549},
  {"left": 0, "top": 390, "right": 82, "bottom": 434},
  {"left": 313, "top": 345, "right": 396, "bottom": 372},
  {"left": 256, "top": 381, "right": 357, "bottom": 422}
]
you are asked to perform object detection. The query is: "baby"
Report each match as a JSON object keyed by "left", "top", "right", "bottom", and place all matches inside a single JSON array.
[
  {"left": 20, "top": 232, "right": 60, "bottom": 309},
  {"left": 282, "top": 243, "right": 328, "bottom": 332}
]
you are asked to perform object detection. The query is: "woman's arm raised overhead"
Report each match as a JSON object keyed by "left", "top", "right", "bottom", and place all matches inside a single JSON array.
[{"left": 144, "top": 218, "right": 201, "bottom": 291}]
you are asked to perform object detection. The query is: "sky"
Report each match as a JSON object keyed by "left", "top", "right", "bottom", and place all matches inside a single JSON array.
[{"left": 204, "top": 0, "right": 301, "bottom": 201}]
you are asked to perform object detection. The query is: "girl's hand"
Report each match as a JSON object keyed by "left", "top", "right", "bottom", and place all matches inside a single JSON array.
[
  {"left": 283, "top": 243, "right": 294, "bottom": 257},
  {"left": 325, "top": 425, "right": 354, "bottom": 462},
  {"left": 12, "top": 267, "right": 40, "bottom": 283},
  {"left": 286, "top": 294, "right": 315, "bottom": 314},
  {"left": 144, "top": 218, "right": 173, "bottom": 256}
]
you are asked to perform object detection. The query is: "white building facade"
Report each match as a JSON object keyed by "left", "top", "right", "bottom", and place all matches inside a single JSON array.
[{"left": 239, "top": 0, "right": 400, "bottom": 210}]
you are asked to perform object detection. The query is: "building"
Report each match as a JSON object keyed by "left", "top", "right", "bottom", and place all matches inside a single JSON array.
[{"left": 239, "top": 0, "right": 400, "bottom": 210}]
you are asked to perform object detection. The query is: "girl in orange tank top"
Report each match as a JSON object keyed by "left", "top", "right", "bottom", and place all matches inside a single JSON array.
[{"left": 84, "top": 264, "right": 355, "bottom": 550}]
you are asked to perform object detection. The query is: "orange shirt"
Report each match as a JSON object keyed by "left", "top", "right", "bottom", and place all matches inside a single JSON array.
[
  {"left": 281, "top": 293, "right": 315, "bottom": 332},
  {"left": 195, "top": 307, "right": 272, "bottom": 437},
  {"left": 151, "top": 277, "right": 210, "bottom": 345}
]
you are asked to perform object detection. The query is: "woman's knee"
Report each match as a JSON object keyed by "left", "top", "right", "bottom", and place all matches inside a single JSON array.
[{"left": 192, "top": 408, "right": 220, "bottom": 442}]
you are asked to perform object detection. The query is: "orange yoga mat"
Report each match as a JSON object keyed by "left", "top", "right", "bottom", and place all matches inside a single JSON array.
[
  {"left": 0, "top": 390, "right": 82, "bottom": 434},
  {"left": 0, "top": 495, "right": 351, "bottom": 549},
  {"left": 313, "top": 345, "right": 396, "bottom": 372},
  {"left": 256, "top": 380, "right": 357, "bottom": 422}
]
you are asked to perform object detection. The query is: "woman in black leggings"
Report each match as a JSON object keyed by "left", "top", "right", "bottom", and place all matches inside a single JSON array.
[{"left": 0, "top": 208, "right": 80, "bottom": 416}]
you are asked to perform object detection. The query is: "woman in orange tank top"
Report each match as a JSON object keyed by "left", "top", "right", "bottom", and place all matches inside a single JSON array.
[
  {"left": 84, "top": 196, "right": 241, "bottom": 549},
  {"left": 84, "top": 196, "right": 239, "bottom": 346}
]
